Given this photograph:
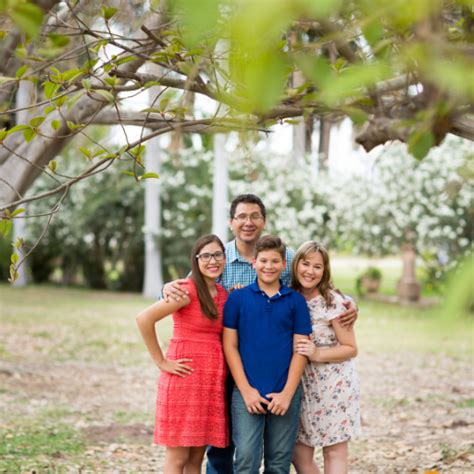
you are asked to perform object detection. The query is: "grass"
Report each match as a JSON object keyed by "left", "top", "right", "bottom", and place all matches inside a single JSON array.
[
  {"left": 0, "top": 419, "right": 86, "bottom": 471},
  {"left": 0, "top": 284, "right": 160, "bottom": 365},
  {"left": 456, "top": 399, "right": 474, "bottom": 409},
  {"left": 1, "top": 276, "right": 472, "bottom": 364},
  {"left": 0, "top": 276, "right": 472, "bottom": 470}
]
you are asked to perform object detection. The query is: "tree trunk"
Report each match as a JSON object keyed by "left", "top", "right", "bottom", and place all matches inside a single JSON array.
[
  {"left": 11, "top": 78, "right": 35, "bottom": 287},
  {"left": 318, "top": 118, "right": 331, "bottom": 169}
]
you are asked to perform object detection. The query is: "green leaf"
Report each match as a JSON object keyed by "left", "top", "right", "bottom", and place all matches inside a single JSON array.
[
  {"left": 44, "top": 105, "right": 56, "bottom": 115},
  {"left": 11, "top": 253, "right": 19, "bottom": 264},
  {"left": 43, "top": 81, "right": 60, "bottom": 99},
  {"left": 92, "top": 148, "right": 108, "bottom": 158},
  {"left": 143, "top": 81, "right": 161, "bottom": 89},
  {"left": 81, "top": 78, "right": 91, "bottom": 90},
  {"left": 51, "top": 119, "right": 61, "bottom": 131},
  {"left": 300, "top": 0, "right": 342, "bottom": 18},
  {"left": 29, "top": 116, "right": 45, "bottom": 128},
  {"left": 322, "top": 62, "right": 392, "bottom": 106},
  {"left": 140, "top": 107, "right": 161, "bottom": 114},
  {"left": 95, "top": 89, "right": 115, "bottom": 103},
  {"left": 48, "top": 33, "right": 70, "bottom": 47},
  {"left": 9, "top": 264, "right": 18, "bottom": 283},
  {"left": 15, "top": 65, "right": 28, "bottom": 78},
  {"left": 10, "top": 208, "right": 25, "bottom": 217},
  {"left": 10, "top": 2, "right": 44, "bottom": 39},
  {"left": 362, "top": 19, "right": 384, "bottom": 47},
  {"left": 79, "top": 147, "right": 91, "bottom": 158},
  {"left": 173, "top": 0, "right": 220, "bottom": 47},
  {"left": 0, "top": 220, "right": 13, "bottom": 237},
  {"left": 104, "top": 77, "right": 117, "bottom": 87},
  {"left": 114, "top": 55, "right": 138, "bottom": 66},
  {"left": 408, "top": 129, "right": 435, "bottom": 160},
  {"left": 67, "top": 120, "right": 83, "bottom": 131},
  {"left": 0, "top": 129, "right": 7, "bottom": 141},
  {"left": 7, "top": 124, "right": 30, "bottom": 134},
  {"left": 121, "top": 170, "right": 136, "bottom": 177},
  {"left": 54, "top": 95, "right": 67, "bottom": 107},
  {"left": 159, "top": 97, "right": 170, "bottom": 111},
  {"left": 15, "top": 237, "right": 24, "bottom": 249},
  {"left": 344, "top": 107, "right": 369, "bottom": 125},
  {"left": 139, "top": 172, "right": 160, "bottom": 180},
  {"left": 61, "top": 68, "right": 83, "bottom": 82},
  {"left": 295, "top": 54, "right": 332, "bottom": 88},
  {"left": 101, "top": 6, "right": 118, "bottom": 20},
  {"left": 48, "top": 160, "right": 57, "bottom": 172},
  {"left": 23, "top": 127, "right": 36, "bottom": 142}
]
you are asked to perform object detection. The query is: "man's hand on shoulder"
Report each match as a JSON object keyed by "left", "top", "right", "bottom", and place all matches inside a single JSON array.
[
  {"left": 337, "top": 298, "right": 358, "bottom": 328},
  {"left": 163, "top": 278, "right": 189, "bottom": 302}
]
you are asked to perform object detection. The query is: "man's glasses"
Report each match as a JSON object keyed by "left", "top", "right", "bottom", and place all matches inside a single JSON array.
[
  {"left": 196, "top": 251, "right": 226, "bottom": 262},
  {"left": 233, "top": 213, "right": 264, "bottom": 224}
]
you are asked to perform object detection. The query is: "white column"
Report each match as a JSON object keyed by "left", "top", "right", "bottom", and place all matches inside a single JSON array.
[
  {"left": 212, "top": 133, "right": 228, "bottom": 242},
  {"left": 142, "top": 71, "right": 163, "bottom": 298}
]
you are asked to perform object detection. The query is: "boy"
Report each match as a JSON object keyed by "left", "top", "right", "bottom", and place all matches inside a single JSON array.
[{"left": 223, "top": 235, "right": 312, "bottom": 473}]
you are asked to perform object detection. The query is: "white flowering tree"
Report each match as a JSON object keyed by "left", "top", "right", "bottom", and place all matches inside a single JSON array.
[
  {"left": 1, "top": 0, "right": 474, "bottom": 282},
  {"left": 329, "top": 137, "right": 473, "bottom": 284},
  {"left": 20, "top": 133, "right": 471, "bottom": 290}
]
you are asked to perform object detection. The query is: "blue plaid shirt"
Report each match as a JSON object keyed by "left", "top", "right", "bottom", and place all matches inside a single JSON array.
[{"left": 219, "top": 240, "right": 294, "bottom": 292}]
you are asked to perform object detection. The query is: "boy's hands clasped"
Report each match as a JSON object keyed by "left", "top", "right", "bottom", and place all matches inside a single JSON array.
[
  {"left": 242, "top": 387, "right": 293, "bottom": 416},
  {"left": 266, "top": 391, "right": 292, "bottom": 416},
  {"left": 242, "top": 387, "right": 269, "bottom": 414}
]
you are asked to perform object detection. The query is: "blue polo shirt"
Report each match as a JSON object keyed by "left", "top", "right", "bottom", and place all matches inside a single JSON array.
[{"left": 224, "top": 279, "right": 312, "bottom": 397}]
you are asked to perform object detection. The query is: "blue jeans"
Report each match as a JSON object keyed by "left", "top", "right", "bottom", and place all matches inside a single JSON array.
[
  {"left": 206, "top": 375, "right": 235, "bottom": 474},
  {"left": 231, "top": 385, "right": 302, "bottom": 474}
]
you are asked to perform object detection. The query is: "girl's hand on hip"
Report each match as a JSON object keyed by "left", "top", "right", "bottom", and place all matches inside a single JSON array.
[
  {"left": 242, "top": 387, "right": 268, "bottom": 414},
  {"left": 266, "top": 391, "right": 291, "bottom": 416},
  {"left": 294, "top": 339, "right": 319, "bottom": 362},
  {"left": 157, "top": 358, "right": 193, "bottom": 377}
]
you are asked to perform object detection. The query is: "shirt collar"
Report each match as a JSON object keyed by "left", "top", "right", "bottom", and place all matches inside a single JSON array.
[
  {"left": 249, "top": 278, "right": 292, "bottom": 297},
  {"left": 227, "top": 239, "right": 251, "bottom": 264}
]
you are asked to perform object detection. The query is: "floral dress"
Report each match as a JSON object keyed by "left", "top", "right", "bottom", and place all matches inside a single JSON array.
[{"left": 296, "top": 291, "right": 361, "bottom": 448}]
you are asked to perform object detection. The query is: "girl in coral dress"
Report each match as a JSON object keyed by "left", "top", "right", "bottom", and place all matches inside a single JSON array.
[
  {"left": 136, "top": 234, "right": 229, "bottom": 474},
  {"left": 291, "top": 241, "right": 361, "bottom": 474}
]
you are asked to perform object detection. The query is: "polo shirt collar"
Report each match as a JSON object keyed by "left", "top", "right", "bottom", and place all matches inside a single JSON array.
[{"left": 249, "top": 278, "right": 292, "bottom": 297}]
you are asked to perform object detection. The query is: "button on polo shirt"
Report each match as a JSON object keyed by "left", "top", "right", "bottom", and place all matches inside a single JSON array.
[{"left": 224, "top": 279, "right": 312, "bottom": 398}]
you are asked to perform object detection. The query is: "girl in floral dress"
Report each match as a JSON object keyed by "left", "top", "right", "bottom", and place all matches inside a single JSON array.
[{"left": 291, "top": 241, "right": 360, "bottom": 474}]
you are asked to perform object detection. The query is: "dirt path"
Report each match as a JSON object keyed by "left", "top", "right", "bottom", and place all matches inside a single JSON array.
[{"left": 1, "top": 349, "right": 473, "bottom": 473}]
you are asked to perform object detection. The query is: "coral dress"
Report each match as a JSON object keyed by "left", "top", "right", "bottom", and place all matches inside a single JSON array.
[
  {"left": 154, "top": 279, "right": 229, "bottom": 447},
  {"left": 296, "top": 291, "right": 361, "bottom": 448}
]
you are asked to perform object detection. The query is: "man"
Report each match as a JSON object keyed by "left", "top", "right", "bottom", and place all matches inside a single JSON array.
[{"left": 163, "top": 194, "right": 358, "bottom": 474}]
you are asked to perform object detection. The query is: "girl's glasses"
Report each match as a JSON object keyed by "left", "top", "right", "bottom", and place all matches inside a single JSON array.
[{"left": 196, "top": 251, "right": 225, "bottom": 262}]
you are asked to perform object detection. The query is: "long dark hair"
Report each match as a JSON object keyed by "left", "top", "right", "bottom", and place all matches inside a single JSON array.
[
  {"left": 291, "top": 241, "right": 335, "bottom": 306},
  {"left": 190, "top": 234, "right": 225, "bottom": 320}
]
